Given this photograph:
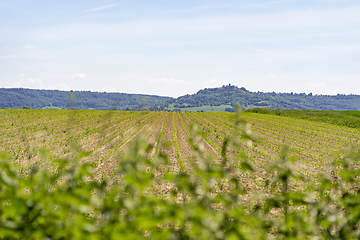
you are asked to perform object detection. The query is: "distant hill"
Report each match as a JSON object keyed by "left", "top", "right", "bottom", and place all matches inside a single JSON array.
[
  {"left": 157, "top": 84, "right": 360, "bottom": 111},
  {"left": 2, "top": 85, "right": 360, "bottom": 111},
  {"left": 0, "top": 88, "right": 171, "bottom": 110}
]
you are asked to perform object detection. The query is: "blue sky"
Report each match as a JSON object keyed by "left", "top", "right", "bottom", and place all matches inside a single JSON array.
[{"left": 1, "top": 0, "right": 360, "bottom": 97}]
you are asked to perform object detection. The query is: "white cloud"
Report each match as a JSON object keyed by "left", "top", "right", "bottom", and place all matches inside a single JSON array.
[
  {"left": 100, "top": 86, "right": 117, "bottom": 92},
  {"left": 26, "top": 78, "right": 44, "bottom": 88},
  {"left": 266, "top": 74, "right": 287, "bottom": 78},
  {"left": 82, "top": 4, "right": 118, "bottom": 13},
  {"left": 0, "top": 54, "right": 27, "bottom": 60},
  {"left": 306, "top": 83, "right": 326, "bottom": 87},
  {"left": 71, "top": 73, "right": 87, "bottom": 80},
  {"left": 328, "top": 74, "right": 360, "bottom": 84},
  {"left": 205, "top": 79, "right": 227, "bottom": 86},
  {"left": 266, "top": 74, "right": 277, "bottom": 78},
  {"left": 23, "top": 44, "right": 39, "bottom": 50},
  {"left": 2, "top": 74, "right": 59, "bottom": 90},
  {"left": 143, "top": 77, "right": 189, "bottom": 85},
  {"left": 0, "top": 81, "right": 12, "bottom": 88},
  {"left": 1, "top": 77, "right": 44, "bottom": 89},
  {"left": 47, "top": 83, "right": 76, "bottom": 91}
]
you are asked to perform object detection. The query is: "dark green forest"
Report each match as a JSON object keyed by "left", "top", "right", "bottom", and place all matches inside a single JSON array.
[
  {"left": 0, "top": 88, "right": 170, "bottom": 110},
  {"left": 158, "top": 84, "right": 360, "bottom": 111},
  {"left": 2, "top": 85, "right": 360, "bottom": 111}
]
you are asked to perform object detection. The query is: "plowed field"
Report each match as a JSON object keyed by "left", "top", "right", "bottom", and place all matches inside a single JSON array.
[{"left": 1, "top": 109, "right": 359, "bottom": 181}]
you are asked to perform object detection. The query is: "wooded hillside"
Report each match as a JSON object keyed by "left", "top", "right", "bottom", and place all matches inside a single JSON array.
[
  {"left": 2, "top": 85, "right": 360, "bottom": 111},
  {"left": 0, "top": 88, "right": 171, "bottom": 110},
  {"left": 159, "top": 84, "right": 360, "bottom": 111}
]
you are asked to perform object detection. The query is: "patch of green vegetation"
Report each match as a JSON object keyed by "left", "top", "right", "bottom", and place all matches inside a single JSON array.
[
  {"left": 245, "top": 107, "right": 360, "bottom": 129},
  {"left": 175, "top": 105, "right": 232, "bottom": 112},
  {"left": 41, "top": 106, "right": 63, "bottom": 109}
]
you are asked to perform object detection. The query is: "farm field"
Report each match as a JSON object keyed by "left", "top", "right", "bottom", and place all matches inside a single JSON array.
[
  {"left": 245, "top": 107, "right": 360, "bottom": 129},
  {"left": 1, "top": 109, "right": 359, "bottom": 180},
  {"left": 2, "top": 108, "right": 360, "bottom": 239}
]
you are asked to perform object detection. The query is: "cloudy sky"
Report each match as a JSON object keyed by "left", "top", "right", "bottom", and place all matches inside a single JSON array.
[{"left": 1, "top": 0, "right": 360, "bottom": 97}]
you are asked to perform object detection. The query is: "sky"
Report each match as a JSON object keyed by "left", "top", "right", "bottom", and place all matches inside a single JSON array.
[{"left": 1, "top": 0, "right": 360, "bottom": 97}]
